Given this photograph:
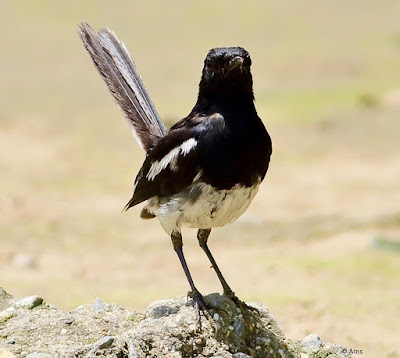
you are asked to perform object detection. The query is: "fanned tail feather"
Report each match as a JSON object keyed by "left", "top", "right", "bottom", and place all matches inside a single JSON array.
[{"left": 78, "top": 22, "right": 167, "bottom": 150}]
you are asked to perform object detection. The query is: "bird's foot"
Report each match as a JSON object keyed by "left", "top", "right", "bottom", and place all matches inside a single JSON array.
[
  {"left": 224, "top": 290, "right": 258, "bottom": 313},
  {"left": 187, "top": 289, "right": 210, "bottom": 323}
]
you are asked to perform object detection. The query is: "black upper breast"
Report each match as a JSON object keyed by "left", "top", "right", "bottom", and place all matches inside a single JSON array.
[{"left": 195, "top": 113, "right": 272, "bottom": 190}]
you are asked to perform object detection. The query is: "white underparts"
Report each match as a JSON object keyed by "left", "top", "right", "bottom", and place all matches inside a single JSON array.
[
  {"left": 146, "top": 138, "right": 198, "bottom": 181},
  {"left": 144, "top": 181, "right": 260, "bottom": 235}
]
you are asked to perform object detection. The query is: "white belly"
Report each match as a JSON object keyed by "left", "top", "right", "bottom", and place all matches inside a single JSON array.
[{"left": 145, "top": 182, "right": 260, "bottom": 234}]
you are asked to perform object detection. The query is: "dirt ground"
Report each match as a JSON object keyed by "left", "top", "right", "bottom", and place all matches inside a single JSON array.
[{"left": 1, "top": 107, "right": 399, "bottom": 358}]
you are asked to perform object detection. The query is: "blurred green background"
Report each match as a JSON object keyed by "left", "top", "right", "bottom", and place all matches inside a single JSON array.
[{"left": 1, "top": 1, "right": 400, "bottom": 357}]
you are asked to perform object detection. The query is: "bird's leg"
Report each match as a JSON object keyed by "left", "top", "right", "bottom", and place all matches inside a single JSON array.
[
  {"left": 171, "top": 230, "right": 207, "bottom": 317},
  {"left": 197, "top": 229, "right": 235, "bottom": 297},
  {"left": 197, "top": 229, "right": 256, "bottom": 311}
]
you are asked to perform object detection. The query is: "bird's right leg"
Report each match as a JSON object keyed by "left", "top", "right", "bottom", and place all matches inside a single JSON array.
[{"left": 171, "top": 230, "right": 207, "bottom": 317}]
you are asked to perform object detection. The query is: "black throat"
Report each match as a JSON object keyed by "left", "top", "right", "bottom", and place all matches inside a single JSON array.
[{"left": 194, "top": 75, "right": 256, "bottom": 116}]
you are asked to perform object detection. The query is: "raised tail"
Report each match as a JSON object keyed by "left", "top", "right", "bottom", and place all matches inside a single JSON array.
[{"left": 78, "top": 22, "right": 167, "bottom": 151}]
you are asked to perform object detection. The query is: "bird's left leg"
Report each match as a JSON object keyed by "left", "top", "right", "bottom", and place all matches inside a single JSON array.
[
  {"left": 197, "top": 229, "right": 236, "bottom": 298},
  {"left": 197, "top": 229, "right": 256, "bottom": 311}
]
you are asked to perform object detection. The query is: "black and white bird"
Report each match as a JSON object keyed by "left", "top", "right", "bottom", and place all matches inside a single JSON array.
[{"left": 78, "top": 23, "right": 272, "bottom": 312}]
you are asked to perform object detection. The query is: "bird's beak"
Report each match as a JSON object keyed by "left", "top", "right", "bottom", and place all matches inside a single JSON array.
[{"left": 227, "top": 56, "right": 244, "bottom": 73}]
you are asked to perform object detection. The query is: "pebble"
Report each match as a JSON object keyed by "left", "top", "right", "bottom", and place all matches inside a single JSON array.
[
  {"left": 95, "top": 336, "right": 114, "bottom": 349},
  {"left": 13, "top": 296, "right": 43, "bottom": 310},
  {"left": 146, "top": 299, "right": 181, "bottom": 319},
  {"left": 5, "top": 339, "right": 15, "bottom": 344},
  {"left": 60, "top": 328, "right": 67, "bottom": 335},
  {"left": 93, "top": 298, "right": 106, "bottom": 313},
  {"left": 165, "top": 353, "right": 181, "bottom": 358},
  {"left": 59, "top": 318, "right": 74, "bottom": 325},
  {"left": 84, "top": 336, "right": 114, "bottom": 358},
  {"left": 301, "top": 334, "right": 322, "bottom": 353},
  {"left": 213, "top": 313, "right": 220, "bottom": 321},
  {"left": 0, "top": 311, "right": 14, "bottom": 323},
  {"left": 25, "top": 354, "right": 52, "bottom": 358},
  {"left": 128, "top": 342, "right": 139, "bottom": 358},
  {"left": 233, "top": 353, "right": 251, "bottom": 358}
]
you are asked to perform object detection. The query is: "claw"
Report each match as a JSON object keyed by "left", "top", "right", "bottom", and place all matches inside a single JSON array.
[
  {"left": 224, "top": 290, "right": 259, "bottom": 313},
  {"left": 187, "top": 290, "right": 210, "bottom": 323},
  {"left": 231, "top": 295, "right": 259, "bottom": 312}
]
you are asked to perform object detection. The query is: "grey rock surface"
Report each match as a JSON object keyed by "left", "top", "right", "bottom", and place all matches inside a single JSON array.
[
  {"left": 25, "top": 353, "right": 52, "bottom": 358},
  {"left": 0, "top": 287, "right": 351, "bottom": 358},
  {"left": 12, "top": 296, "right": 43, "bottom": 310},
  {"left": 93, "top": 298, "right": 106, "bottom": 314},
  {"left": 300, "top": 334, "right": 322, "bottom": 354}
]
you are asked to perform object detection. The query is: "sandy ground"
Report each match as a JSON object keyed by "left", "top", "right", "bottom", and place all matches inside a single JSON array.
[{"left": 1, "top": 107, "right": 399, "bottom": 358}]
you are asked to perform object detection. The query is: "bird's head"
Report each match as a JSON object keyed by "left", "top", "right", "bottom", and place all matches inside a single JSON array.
[{"left": 199, "top": 47, "right": 254, "bottom": 101}]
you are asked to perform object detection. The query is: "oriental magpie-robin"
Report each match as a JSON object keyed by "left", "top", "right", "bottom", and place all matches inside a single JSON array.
[{"left": 78, "top": 23, "right": 272, "bottom": 313}]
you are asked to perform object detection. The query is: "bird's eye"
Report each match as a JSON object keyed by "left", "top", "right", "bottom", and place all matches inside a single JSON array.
[{"left": 205, "top": 58, "right": 215, "bottom": 71}]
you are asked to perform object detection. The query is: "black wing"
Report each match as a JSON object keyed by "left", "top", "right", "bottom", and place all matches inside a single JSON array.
[
  {"left": 124, "top": 111, "right": 271, "bottom": 210},
  {"left": 124, "top": 122, "right": 202, "bottom": 210}
]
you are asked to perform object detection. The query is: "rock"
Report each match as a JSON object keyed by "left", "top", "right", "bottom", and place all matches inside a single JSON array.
[
  {"left": 59, "top": 318, "right": 74, "bottom": 325},
  {"left": 0, "top": 287, "right": 351, "bottom": 358},
  {"left": 85, "top": 336, "right": 114, "bottom": 357},
  {"left": 13, "top": 296, "right": 43, "bottom": 310},
  {"left": 0, "top": 290, "right": 12, "bottom": 312},
  {"left": 0, "top": 311, "right": 14, "bottom": 325},
  {"left": 92, "top": 298, "right": 106, "bottom": 313},
  {"left": 301, "top": 333, "right": 322, "bottom": 353},
  {"left": 146, "top": 297, "right": 182, "bottom": 318},
  {"left": 94, "top": 336, "right": 114, "bottom": 349},
  {"left": 287, "top": 333, "right": 351, "bottom": 358}
]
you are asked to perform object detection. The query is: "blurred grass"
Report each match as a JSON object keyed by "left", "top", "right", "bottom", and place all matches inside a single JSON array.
[{"left": 2, "top": 0, "right": 400, "bottom": 123}]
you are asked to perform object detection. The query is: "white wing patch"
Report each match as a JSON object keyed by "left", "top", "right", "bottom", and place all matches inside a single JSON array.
[
  {"left": 146, "top": 138, "right": 198, "bottom": 181},
  {"left": 180, "top": 138, "right": 197, "bottom": 155}
]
